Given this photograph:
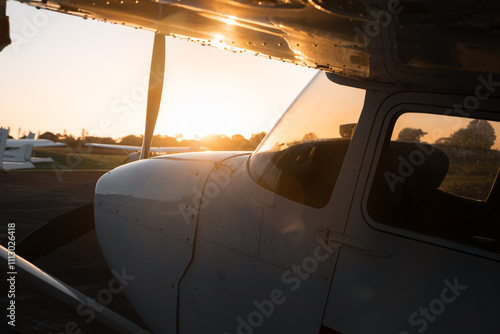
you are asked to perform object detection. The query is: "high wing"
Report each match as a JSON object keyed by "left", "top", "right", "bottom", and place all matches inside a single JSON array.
[
  {"left": 85, "top": 143, "right": 205, "bottom": 162},
  {"left": 4, "top": 132, "right": 54, "bottom": 162},
  {"left": 85, "top": 142, "right": 198, "bottom": 153},
  {"left": 6, "top": 130, "right": 65, "bottom": 148},
  {"left": 3, "top": 0, "right": 500, "bottom": 93},
  {"left": 0, "top": 129, "right": 62, "bottom": 171},
  {"left": 6, "top": 139, "right": 66, "bottom": 148}
]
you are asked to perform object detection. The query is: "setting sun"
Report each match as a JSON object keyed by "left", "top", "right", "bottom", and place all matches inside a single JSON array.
[
  {"left": 0, "top": 2, "right": 316, "bottom": 140},
  {"left": 156, "top": 90, "right": 247, "bottom": 139}
]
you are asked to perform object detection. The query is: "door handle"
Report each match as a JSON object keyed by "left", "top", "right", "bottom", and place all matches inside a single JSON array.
[{"left": 316, "top": 229, "right": 391, "bottom": 258}]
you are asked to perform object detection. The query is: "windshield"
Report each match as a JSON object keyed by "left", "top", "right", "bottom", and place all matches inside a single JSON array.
[{"left": 249, "top": 72, "right": 366, "bottom": 208}]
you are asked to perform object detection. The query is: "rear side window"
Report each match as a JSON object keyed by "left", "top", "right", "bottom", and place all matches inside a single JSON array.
[{"left": 368, "top": 112, "right": 500, "bottom": 254}]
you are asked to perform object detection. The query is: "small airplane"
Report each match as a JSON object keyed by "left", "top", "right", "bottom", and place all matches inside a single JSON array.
[
  {"left": 85, "top": 142, "right": 205, "bottom": 162},
  {"left": 1, "top": 1, "right": 499, "bottom": 334},
  {"left": 0, "top": 128, "right": 65, "bottom": 172}
]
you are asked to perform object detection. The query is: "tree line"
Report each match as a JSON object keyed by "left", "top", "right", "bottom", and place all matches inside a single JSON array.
[
  {"left": 397, "top": 119, "right": 497, "bottom": 152},
  {"left": 36, "top": 131, "right": 268, "bottom": 152}
]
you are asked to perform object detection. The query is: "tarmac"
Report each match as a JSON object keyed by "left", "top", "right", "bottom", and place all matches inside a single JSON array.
[{"left": 0, "top": 170, "right": 148, "bottom": 333}]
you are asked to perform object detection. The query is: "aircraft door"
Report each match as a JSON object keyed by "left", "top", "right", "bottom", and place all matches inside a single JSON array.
[{"left": 323, "top": 94, "right": 500, "bottom": 334}]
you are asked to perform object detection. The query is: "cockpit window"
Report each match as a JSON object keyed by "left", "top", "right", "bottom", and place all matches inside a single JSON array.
[{"left": 249, "top": 72, "right": 366, "bottom": 208}]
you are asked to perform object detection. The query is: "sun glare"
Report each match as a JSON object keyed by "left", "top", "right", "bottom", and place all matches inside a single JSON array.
[
  {"left": 157, "top": 90, "right": 246, "bottom": 139},
  {"left": 222, "top": 17, "right": 237, "bottom": 25},
  {"left": 212, "top": 34, "right": 227, "bottom": 49}
]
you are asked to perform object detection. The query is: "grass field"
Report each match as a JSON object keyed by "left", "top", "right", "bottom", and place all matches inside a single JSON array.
[
  {"left": 439, "top": 150, "right": 500, "bottom": 201},
  {"left": 27, "top": 147, "right": 128, "bottom": 171}
]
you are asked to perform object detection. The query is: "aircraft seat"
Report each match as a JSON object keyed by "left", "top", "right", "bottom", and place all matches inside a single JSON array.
[
  {"left": 266, "top": 138, "right": 351, "bottom": 208},
  {"left": 369, "top": 141, "right": 500, "bottom": 253},
  {"left": 368, "top": 141, "right": 450, "bottom": 230}
]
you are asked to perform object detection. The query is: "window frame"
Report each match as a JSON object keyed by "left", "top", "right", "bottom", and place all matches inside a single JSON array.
[{"left": 362, "top": 103, "right": 500, "bottom": 261}]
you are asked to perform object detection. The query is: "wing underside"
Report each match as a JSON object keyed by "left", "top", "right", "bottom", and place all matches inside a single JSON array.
[{"left": 6, "top": 0, "right": 500, "bottom": 93}]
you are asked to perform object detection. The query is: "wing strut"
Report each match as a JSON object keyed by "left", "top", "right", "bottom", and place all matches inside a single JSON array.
[
  {"left": 0, "top": 245, "right": 151, "bottom": 334},
  {"left": 140, "top": 33, "right": 165, "bottom": 160}
]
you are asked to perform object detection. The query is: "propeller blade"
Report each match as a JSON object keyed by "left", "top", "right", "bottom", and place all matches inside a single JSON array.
[
  {"left": 0, "top": 0, "right": 11, "bottom": 52},
  {"left": 140, "top": 33, "right": 166, "bottom": 160},
  {"left": 16, "top": 203, "right": 95, "bottom": 262}
]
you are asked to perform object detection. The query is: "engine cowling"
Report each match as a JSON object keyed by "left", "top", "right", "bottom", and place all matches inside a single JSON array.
[{"left": 94, "top": 151, "right": 243, "bottom": 333}]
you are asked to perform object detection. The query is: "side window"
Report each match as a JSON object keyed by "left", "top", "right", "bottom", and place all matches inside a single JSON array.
[{"left": 368, "top": 112, "right": 500, "bottom": 254}]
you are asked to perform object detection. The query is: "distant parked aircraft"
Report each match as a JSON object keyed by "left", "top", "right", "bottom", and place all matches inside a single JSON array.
[{"left": 0, "top": 128, "right": 65, "bottom": 172}]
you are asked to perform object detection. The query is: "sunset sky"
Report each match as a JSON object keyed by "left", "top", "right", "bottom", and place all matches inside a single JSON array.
[{"left": 0, "top": 2, "right": 317, "bottom": 140}]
